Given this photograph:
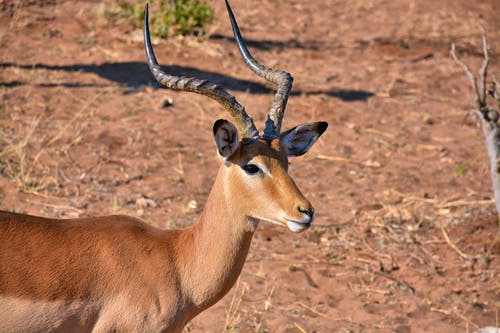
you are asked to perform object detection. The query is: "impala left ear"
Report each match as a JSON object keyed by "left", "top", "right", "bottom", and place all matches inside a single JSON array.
[
  {"left": 280, "top": 121, "right": 328, "bottom": 157},
  {"left": 213, "top": 119, "right": 240, "bottom": 160}
]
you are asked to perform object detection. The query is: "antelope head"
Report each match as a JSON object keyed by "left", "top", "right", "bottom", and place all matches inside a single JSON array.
[{"left": 144, "top": 1, "right": 327, "bottom": 233}]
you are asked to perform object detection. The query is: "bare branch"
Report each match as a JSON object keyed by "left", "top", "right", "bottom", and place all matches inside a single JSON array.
[
  {"left": 479, "top": 36, "right": 489, "bottom": 105},
  {"left": 450, "top": 43, "right": 482, "bottom": 108},
  {"left": 452, "top": 38, "right": 500, "bottom": 224}
]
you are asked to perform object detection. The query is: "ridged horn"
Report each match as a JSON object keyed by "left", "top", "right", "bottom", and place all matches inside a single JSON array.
[
  {"left": 225, "top": 0, "right": 293, "bottom": 139},
  {"left": 143, "top": 3, "right": 259, "bottom": 139}
]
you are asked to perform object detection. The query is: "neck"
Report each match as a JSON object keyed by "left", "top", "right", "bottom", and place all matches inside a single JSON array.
[{"left": 176, "top": 168, "right": 257, "bottom": 317}]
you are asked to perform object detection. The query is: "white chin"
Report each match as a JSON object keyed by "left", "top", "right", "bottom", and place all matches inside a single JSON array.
[{"left": 287, "top": 221, "right": 310, "bottom": 233}]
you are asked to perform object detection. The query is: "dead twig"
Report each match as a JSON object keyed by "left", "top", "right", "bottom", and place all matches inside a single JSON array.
[
  {"left": 362, "top": 127, "right": 396, "bottom": 140},
  {"left": 453, "top": 309, "right": 480, "bottom": 331},
  {"left": 223, "top": 279, "right": 247, "bottom": 331},
  {"left": 296, "top": 302, "right": 327, "bottom": 318},
  {"left": 305, "top": 154, "right": 359, "bottom": 164},
  {"left": 440, "top": 226, "right": 470, "bottom": 260},
  {"left": 430, "top": 307, "right": 451, "bottom": 315},
  {"left": 438, "top": 198, "right": 493, "bottom": 208},
  {"left": 374, "top": 271, "right": 416, "bottom": 294},
  {"left": 25, "top": 200, "right": 83, "bottom": 214},
  {"left": 291, "top": 266, "right": 319, "bottom": 289},
  {"left": 293, "top": 322, "right": 308, "bottom": 333},
  {"left": 365, "top": 288, "right": 392, "bottom": 295},
  {"left": 430, "top": 307, "right": 480, "bottom": 330}
]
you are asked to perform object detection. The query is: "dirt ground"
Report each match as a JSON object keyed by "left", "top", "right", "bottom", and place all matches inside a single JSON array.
[{"left": 1, "top": 0, "right": 499, "bottom": 332}]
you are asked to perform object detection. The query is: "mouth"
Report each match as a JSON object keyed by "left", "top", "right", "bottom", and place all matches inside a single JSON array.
[
  {"left": 253, "top": 216, "right": 313, "bottom": 233},
  {"left": 286, "top": 219, "right": 311, "bottom": 233}
]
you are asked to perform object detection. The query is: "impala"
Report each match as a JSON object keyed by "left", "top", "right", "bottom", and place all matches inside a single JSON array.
[{"left": 0, "top": 1, "right": 327, "bottom": 332}]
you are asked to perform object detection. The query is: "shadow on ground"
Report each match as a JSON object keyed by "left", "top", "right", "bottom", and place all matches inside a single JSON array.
[
  {"left": 209, "top": 33, "right": 322, "bottom": 52},
  {"left": 0, "top": 61, "right": 374, "bottom": 102}
]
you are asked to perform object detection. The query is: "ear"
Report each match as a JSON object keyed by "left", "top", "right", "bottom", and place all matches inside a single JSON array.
[
  {"left": 213, "top": 119, "right": 240, "bottom": 159},
  {"left": 280, "top": 121, "right": 328, "bottom": 157}
]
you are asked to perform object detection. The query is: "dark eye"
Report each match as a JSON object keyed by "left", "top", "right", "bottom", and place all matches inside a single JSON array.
[{"left": 242, "top": 164, "right": 261, "bottom": 175}]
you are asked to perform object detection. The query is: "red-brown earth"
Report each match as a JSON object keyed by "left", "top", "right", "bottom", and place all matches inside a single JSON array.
[{"left": 0, "top": 0, "right": 499, "bottom": 332}]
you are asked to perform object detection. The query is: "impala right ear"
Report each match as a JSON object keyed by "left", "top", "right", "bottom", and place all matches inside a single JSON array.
[
  {"left": 213, "top": 119, "right": 240, "bottom": 159},
  {"left": 280, "top": 121, "right": 328, "bottom": 157}
]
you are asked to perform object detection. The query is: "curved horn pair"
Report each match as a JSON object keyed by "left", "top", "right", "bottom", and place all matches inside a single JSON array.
[{"left": 144, "top": 1, "right": 293, "bottom": 139}]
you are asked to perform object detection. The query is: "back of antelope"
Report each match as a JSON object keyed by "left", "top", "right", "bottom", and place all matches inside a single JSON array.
[{"left": 0, "top": 1, "right": 327, "bottom": 332}]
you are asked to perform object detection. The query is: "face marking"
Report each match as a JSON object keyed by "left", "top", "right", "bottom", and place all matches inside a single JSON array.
[{"left": 253, "top": 161, "right": 272, "bottom": 178}]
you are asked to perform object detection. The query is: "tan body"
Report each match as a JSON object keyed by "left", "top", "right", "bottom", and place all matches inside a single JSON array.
[
  {"left": 0, "top": 2, "right": 328, "bottom": 332},
  {"left": 0, "top": 139, "right": 324, "bottom": 333}
]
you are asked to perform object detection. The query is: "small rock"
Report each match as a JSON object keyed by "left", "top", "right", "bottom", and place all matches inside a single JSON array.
[
  {"left": 186, "top": 200, "right": 197, "bottom": 213},
  {"left": 423, "top": 114, "right": 435, "bottom": 125},
  {"left": 136, "top": 196, "right": 157, "bottom": 209},
  {"left": 162, "top": 97, "right": 174, "bottom": 108},
  {"left": 188, "top": 200, "right": 197, "bottom": 209}
]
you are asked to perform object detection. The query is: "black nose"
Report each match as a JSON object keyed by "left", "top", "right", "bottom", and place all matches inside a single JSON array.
[{"left": 298, "top": 206, "right": 314, "bottom": 218}]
